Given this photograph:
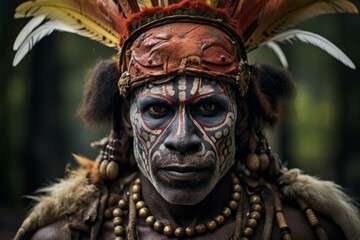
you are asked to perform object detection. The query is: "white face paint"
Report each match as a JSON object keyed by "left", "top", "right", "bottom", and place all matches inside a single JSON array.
[{"left": 130, "top": 76, "right": 237, "bottom": 205}]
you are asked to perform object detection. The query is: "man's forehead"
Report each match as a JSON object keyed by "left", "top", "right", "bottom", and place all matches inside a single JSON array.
[{"left": 136, "top": 76, "right": 229, "bottom": 98}]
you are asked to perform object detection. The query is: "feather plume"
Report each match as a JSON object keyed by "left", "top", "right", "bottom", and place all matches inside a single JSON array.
[
  {"left": 13, "top": 16, "right": 46, "bottom": 51},
  {"left": 264, "top": 29, "right": 355, "bottom": 69},
  {"left": 280, "top": 169, "right": 360, "bottom": 240},
  {"left": 13, "top": 0, "right": 124, "bottom": 65},
  {"left": 13, "top": 20, "right": 76, "bottom": 66},
  {"left": 265, "top": 41, "right": 289, "bottom": 69},
  {"left": 238, "top": 0, "right": 358, "bottom": 50}
]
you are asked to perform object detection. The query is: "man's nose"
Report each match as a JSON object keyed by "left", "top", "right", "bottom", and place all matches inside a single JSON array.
[{"left": 163, "top": 112, "right": 202, "bottom": 153}]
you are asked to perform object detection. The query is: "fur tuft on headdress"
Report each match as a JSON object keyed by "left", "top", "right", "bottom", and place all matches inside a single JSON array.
[{"left": 280, "top": 168, "right": 360, "bottom": 240}]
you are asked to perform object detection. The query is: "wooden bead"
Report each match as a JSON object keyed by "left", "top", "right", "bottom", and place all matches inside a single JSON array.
[
  {"left": 233, "top": 184, "right": 242, "bottom": 193},
  {"left": 214, "top": 215, "right": 225, "bottom": 225},
  {"left": 139, "top": 207, "right": 150, "bottom": 218},
  {"left": 246, "top": 153, "right": 260, "bottom": 172},
  {"left": 206, "top": 220, "right": 217, "bottom": 231},
  {"left": 132, "top": 184, "right": 141, "bottom": 193},
  {"left": 163, "top": 225, "right": 174, "bottom": 236},
  {"left": 250, "top": 195, "right": 261, "bottom": 204},
  {"left": 241, "top": 238, "right": 249, "bottom": 240},
  {"left": 242, "top": 227, "right": 254, "bottom": 237},
  {"left": 153, "top": 221, "right": 164, "bottom": 232},
  {"left": 99, "top": 160, "right": 108, "bottom": 179},
  {"left": 249, "top": 211, "right": 261, "bottom": 220},
  {"left": 231, "top": 192, "right": 241, "bottom": 201},
  {"left": 228, "top": 200, "right": 238, "bottom": 210},
  {"left": 259, "top": 153, "right": 269, "bottom": 171},
  {"left": 114, "top": 225, "right": 125, "bottom": 236},
  {"left": 245, "top": 218, "right": 258, "bottom": 228},
  {"left": 232, "top": 176, "right": 240, "bottom": 184},
  {"left": 146, "top": 216, "right": 156, "bottom": 226},
  {"left": 134, "top": 177, "right": 141, "bottom": 184},
  {"left": 251, "top": 204, "right": 262, "bottom": 213},
  {"left": 185, "top": 227, "right": 195, "bottom": 237},
  {"left": 118, "top": 199, "right": 128, "bottom": 209},
  {"left": 115, "top": 237, "right": 124, "bottom": 240},
  {"left": 112, "top": 208, "right": 123, "bottom": 218},
  {"left": 132, "top": 193, "right": 141, "bottom": 202},
  {"left": 174, "top": 227, "right": 185, "bottom": 238},
  {"left": 106, "top": 161, "right": 119, "bottom": 180},
  {"left": 136, "top": 201, "right": 146, "bottom": 210},
  {"left": 104, "top": 209, "right": 112, "bottom": 219},
  {"left": 113, "top": 217, "right": 123, "bottom": 226},
  {"left": 222, "top": 207, "right": 232, "bottom": 217},
  {"left": 195, "top": 224, "right": 206, "bottom": 235}
]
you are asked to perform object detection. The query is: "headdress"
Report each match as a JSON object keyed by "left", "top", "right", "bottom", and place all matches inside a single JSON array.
[{"left": 13, "top": 0, "right": 358, "bottom": 97}]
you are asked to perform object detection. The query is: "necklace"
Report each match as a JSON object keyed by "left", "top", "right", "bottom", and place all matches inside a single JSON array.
[{"left": 112, "top": 173, "right": 263, "bottom": 239}]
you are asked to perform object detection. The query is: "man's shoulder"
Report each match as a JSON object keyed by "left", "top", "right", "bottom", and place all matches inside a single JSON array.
[{"left": 276, "top": 202, "right": 346, "bottom": 240}]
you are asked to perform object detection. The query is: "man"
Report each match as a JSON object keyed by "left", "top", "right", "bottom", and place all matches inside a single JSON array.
[{"left": 13, "top": 0, "right": 360, "bottom": 239}]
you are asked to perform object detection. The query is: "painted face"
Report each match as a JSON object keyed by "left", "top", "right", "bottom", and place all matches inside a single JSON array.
[{"left": 130, "top": 76, "right": 237, "bottom": 205}]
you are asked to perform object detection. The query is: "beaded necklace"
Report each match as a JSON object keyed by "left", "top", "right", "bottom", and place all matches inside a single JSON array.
[{"left": 112, "top": 173, "right": 263, "bottom": 239}]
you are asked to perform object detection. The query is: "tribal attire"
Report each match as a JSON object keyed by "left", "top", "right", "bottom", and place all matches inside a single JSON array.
[{"left": 13, "top": 0, "right": 360, "bottom": 239}]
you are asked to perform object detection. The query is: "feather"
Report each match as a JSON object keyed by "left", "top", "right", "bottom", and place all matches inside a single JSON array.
[
  {"left": 137, "top": 0, "right": 153, "bottom": 9},
  {"left": 264, "top": 29, "right": 355, "bottom": 69},
  {"left": 13, "top": 20, "right": 76, "bottom": 67},
  {"left": 14, "top": 0, "right": 123, "bottom": 61},
  {"left": 240, "top": 0, "right": 358, "bottom": 50},
  {"left": 280, "top": 169, "right": 360, "bottom": 240},
  {"left": 13, "top": 15, "right": 46, "bottom": 51},
  {"left": 206, "top": 0, "right": 221, "bottom": 8},
  {"left": 265, "top": 41, "right": 289, "bottom": 69}
]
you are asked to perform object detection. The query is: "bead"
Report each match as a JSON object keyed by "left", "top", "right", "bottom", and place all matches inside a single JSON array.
[
  {"left": 206, "top": 220, "right": 217, "bottom": 231},
  {"left": 115, "top": 237, "right": 124, "bottom": 240},
  {"left": 233, "top": 184, "right": 242, "bottom": 193},
  {"left": 153, "top": 221, "right": 164, "bottom": 232},
  {"left": 99, "top": 160, "right": 108, "bottom": 179},
  {"left": 241, "top": 238, "right": 249, "bottom": 240},
  {"left": 242, "top": 227, "right": 254, "bottom": 237},
  {"left": 132, "top": 184, "right": 141, "bottom": 193},
  {"left": 136, "top": 201, "right": 146, "bottom": 210},
  {"left": 251, "top": 204, "right": 262, "bottom": 213},
  {"left": 134, "top": 177, "right": 141, "bottom": 184},
  {"left": 163, "top": 225, "right": 174, "bottom": 236},
  {"left": 104, "top": 209, "right": 112, "bottom": 219},
  {"left": 249, "top": 211, "right": 261, "bottom": 220},
  {"left": 228, "top": 200, "right": 238, "bottom": 210},
  {"left": 259, "top": 153, "right": 269, "bottom": 171},
  {"left": 231, "top": 192, "right": 241, "bottom": 201},
  {"left": 195, "top": 224, "right": 206, "bottom": 235},
  {"left": 185, "top": 227, "right": 195, "bottom": 237},
  {"left": 112, "top": 208, "right": 123, "bottom": 218},
  {"left": 232, "top": 176, "right": 240, "bottom": 184},
  {"left": 246, "top": 153, "right": 260, "bottom": 172},
  {"left": 106, "top": 161, "right": 119, "bottom": 180},
  {"left": 132, "top": 193, "right": 141, "bottom": 202},
  {"left": 214, "top": 215, "right": 225, "bottom": 225},
  {"left": 146, "top": 216, "right": 156, "bottom": 226},
  {"left": 114, "top": 225, "right": 125, "bottom": 236},
  {"left": 245, "top": 218, "right": 258, "bottom": 228},
  {"left": 118, "top": 199, "right": 128, "bottom": 209},
  {"left": 113, "top": 217, "right": 123, "bottom": 226},
  {"left": 222, "top": 207, "right": 232, "bottom": 217},
  {"left": 107, "top": 194, "right": 121, "bottom": 206},
  {"left": 139, "top": 207, "right": 150, "bottom": 218},
  {"left": 174, "top": 227, "right": 185, "bottom": 238},
  {"left": 250, "top": 195, "right": 261, "bottom": 204}
]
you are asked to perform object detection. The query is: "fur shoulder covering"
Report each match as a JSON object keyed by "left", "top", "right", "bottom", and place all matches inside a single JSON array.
[
  {"left": 14, "top": 169, "right": 99, "bottom": 240},
  {"left": 280, "top": 168, "right": 360, "bottom": 240}
]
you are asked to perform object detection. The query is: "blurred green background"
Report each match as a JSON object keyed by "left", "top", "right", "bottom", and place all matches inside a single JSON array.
[{"left": 1, "top": 1, "right": 359, "bottom": 239}]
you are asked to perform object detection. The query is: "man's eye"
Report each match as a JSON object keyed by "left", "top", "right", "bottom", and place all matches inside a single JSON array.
[
  {"left": 198, "top": 103, "right": 217, "bottom": 112},
  {"left": 148, "top": 105, "right": 167, "bottom": 113}
]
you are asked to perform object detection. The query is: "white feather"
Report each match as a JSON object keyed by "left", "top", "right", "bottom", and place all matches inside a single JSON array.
[
  {"left": 263, "top": 29, "right": 356, "bottom": 69},
  {"left": 13, "top": 15, "right": 46, "bottom": 51},
  {"left": 265, "top": 41, "right": 289, "bottom": 69},
  {"left": 13, "top": 20, "right": 75, "bottom": 67}
]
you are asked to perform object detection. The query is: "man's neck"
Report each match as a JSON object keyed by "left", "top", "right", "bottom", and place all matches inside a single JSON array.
[{"left": 140, "top": 171, "right": 233, "bottom": 227}]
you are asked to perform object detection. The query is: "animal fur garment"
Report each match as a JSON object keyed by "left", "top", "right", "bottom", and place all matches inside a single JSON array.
[
  {"left": 280, "top": 168, "right": 360, "bottom": 240},
  {"left": 14, "top": 169, "right": 98, "bottom": 240}
]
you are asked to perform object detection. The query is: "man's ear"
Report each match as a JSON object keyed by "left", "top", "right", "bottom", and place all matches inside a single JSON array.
[{"left": 120, "top": 96, "right": 133, "bottom": 137}]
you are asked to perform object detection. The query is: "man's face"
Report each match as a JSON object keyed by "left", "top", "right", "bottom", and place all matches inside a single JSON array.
[{"left": 130, "top": 76, "right": 237, "bottom": 205}]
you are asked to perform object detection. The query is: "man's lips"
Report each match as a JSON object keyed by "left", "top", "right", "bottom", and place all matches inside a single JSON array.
[{"left": 157, "top": 165, "right": 211, "bottom": 184}]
